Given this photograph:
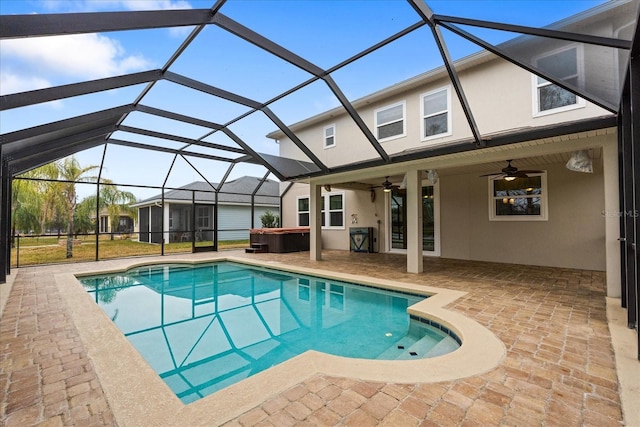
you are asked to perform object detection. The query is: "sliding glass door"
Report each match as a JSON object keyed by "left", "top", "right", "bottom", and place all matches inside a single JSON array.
[{"left": 389, "top": 185, "right": 437, "bottom": 254}]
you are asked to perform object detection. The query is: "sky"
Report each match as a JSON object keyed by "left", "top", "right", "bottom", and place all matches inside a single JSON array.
[{"left": 0, "top": 0, "right": 610, "bottom": 200}]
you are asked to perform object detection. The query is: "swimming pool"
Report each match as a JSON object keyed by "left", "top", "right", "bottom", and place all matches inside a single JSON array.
[{"left": 79, "top": 261, "right": 460, "bottom": 403}]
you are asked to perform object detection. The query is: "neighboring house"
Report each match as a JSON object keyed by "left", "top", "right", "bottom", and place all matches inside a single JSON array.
[
  {"left": 133, "top": 176, "right": 280, "bottom": 244},
  {"left": 268, "top": 1, "right": 633, "bottom": 297},
  {"left": 93, "top": 209, "right": 135, "bottom": 236}
]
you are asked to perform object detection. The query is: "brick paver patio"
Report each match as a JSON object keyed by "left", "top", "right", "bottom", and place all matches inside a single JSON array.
[{"left": 0, "top": 250, "right": 625, "bottom": 426}]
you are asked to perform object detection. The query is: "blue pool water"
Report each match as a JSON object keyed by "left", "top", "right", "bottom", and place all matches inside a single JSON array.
[{"left": 79, "top": 262, "right": 460, "bottom": 403}]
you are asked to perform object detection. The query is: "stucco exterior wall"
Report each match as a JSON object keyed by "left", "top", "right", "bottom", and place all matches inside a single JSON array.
[
  {"left": 439, "top": 162, "right": 605, "bottom": 270},
  {"left": 277, "top": 56, "right": 611, "bottom": 167},
  {"left": 282, "top": 153, "right": 608, "bottom": 271},
  {"left": 282, "top": 183, "right": 386, "bottom": 251}
]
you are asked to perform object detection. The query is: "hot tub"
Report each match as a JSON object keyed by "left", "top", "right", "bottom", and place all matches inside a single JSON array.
[{"left": 249, "top": 227, "right": 310, "bottom": 253}]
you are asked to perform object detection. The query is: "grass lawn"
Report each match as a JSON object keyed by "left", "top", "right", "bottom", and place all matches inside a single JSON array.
[{"left": 11, "top": 236, "right": 249, "bottom": 267}]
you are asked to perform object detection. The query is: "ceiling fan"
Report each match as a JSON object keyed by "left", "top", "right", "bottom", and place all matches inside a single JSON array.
[
  {"left": 480, "top": 160, "right": 542, "bottom": 181},
  {"left": 369, "top": 176, "right": 397, "bottom": 192}
]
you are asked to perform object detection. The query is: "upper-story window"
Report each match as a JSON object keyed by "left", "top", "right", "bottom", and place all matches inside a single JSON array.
[
  {"left": 421, "top": 86, "right": 451, "bottom": 141},
  {"left": 374, "top": 101, "right": 406, "bottom": 141},
  {"left": 323, "top": 124, "right": 336, "bottom": 149},
  {"left": 533, "top": 45, "right": 584, "bottom": 116}
]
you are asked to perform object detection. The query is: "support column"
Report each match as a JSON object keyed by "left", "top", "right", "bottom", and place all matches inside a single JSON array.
[
  {"left": 0, "top": 157, "right": 8, "bottom": 284},
  {"left": 163, "top": 201, "right": 170, "bottom": 245},
  {"left": 310, "top": 182, "right": 322, "bottom": 261},
  {"left": 406, "top": 169, "right": 423, "bottom": 273},
  {"left": 603, "top": 139, "right": 621, "bottom": 297}
]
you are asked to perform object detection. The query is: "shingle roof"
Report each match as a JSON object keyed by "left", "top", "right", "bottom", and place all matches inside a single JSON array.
[{"left": 135, "top": 176, "right": 279, "bottom": 207}]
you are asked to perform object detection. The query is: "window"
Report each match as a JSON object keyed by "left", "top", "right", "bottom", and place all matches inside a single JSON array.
[
  {"left": 297, "top": 192, "right": 345, "bottom": 229},
  {"left": 323, "top": 124, "right": 335, "bottom": 149},
  {"left": 374, "top": 101, "right": 405, "bottom": 141},
  {"left": 297, "top": 197, "right": 309, "bottom": 226},
  {"left": 327, "top": 194, "right": 344, "bottom": 227},
  {"left": 196, "top": 206, "right": 210, "bottom": 228},
  {"left": 489, "top": 173, "right": 548, "bottom": 221},
  {"left": 533, "top": 46, "right": 584, "bottom": 115},
  {"left": 421, "top": 86, "right": 451, "bottom": 141}
]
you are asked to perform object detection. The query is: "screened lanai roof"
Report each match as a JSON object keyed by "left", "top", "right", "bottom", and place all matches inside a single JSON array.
[
  {"left": 1, "top": 0, "right": 638, "bottom": 191},
  {"left": 135, "top": 176, "right": 280, "bottom": 206}
]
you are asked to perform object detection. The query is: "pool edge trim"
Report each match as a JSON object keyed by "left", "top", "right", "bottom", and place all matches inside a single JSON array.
[{"left": 56, "top": 255, "right": 506, "bottom": 427}]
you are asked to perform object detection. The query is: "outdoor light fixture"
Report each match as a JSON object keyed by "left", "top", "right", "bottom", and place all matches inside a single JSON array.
[
  {"left": 383, "top": 177, "right": 393, "bottom": 192},
  {"left": 323, "top": 185, "right": 331, "bottom": 192}
]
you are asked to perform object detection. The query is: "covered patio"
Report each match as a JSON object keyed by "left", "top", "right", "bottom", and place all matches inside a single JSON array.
[
  {"left": 0, "top": 250, "right": 637, "bottom": 426},
  {"left": 0, "top": 1, "right": 638, "bottom": 425}
]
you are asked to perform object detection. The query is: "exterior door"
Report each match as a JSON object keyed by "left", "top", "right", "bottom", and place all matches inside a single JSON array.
[
  {"left": 193, "top": 203, "right": 215, "bottom": 252},
  {"left": 389, "top": 184, "right": 438, "bottom": 254}
]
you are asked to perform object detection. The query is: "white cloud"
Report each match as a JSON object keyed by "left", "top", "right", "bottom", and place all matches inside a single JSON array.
[
  {"left": 0, "top": 72, "right": 51, "bottom": 96},
  {"left": 0, "top": 33, "right": 152, "bottom": 86},
  {"left": 120, "top": 0, "right": 193, "bottom": 11},
  {"left": 40, "top": 0, "right": 192, "bottom": 12}
]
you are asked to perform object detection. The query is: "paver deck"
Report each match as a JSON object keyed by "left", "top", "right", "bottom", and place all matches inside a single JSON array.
[{"left": 0, "top": 250, "right": 632, "bottom": 426}]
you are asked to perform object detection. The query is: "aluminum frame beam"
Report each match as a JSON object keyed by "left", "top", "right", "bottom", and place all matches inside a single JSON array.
[
  {"left": 117, "top": 125, "right": 246, "bottom": 155},
  {"left": 408, "top": 0, "right": 483, "bottom": 147},
  {"left": 1, "top": 70, "right": 163, "bottom": 111},
  {"left": 9, "top": 138, "right": 107, "bottom": 176},
  {"left": 106, "top": 138, "right": 237, "bottom": 163},
  {"left": 434, "top": 15, "right": 633, "bottom": 50},
  {"left": 438, "top": 21, "right": 619, "bottom": 113},
  {"left": 164, "top": 72, "right": 263, "bottom": 110},
  {"left": 1, "top": 104, "right": 133, "bottom": 146},
  {"left": 0, "top": 9, "right": 215, "bottom": 39}
]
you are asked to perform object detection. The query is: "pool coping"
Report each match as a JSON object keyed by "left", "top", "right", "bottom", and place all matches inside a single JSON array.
[{"left": 55, "top": 256, "right": 506, "bottom": 427}]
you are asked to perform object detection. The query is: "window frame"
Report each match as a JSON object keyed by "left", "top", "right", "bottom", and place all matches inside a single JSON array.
[
  {"left": 296, "top": 191, "right": 345, "bottom": 229},
  {"left": 296, "top": 196, "right": 310, "bottom": 227},
  {"left": 531, "top": 44, "right": 585, "bottom": 117},
  {"left": 488, "top": 172, "right": 548, "bottom": 221},
  {"left": 374, "top": 101, "right": 406, "bottom": 142},
  {"left": 420, "top": 86, "right": 452, "bottom": 142},
  {"left": 323, "top": 124, "right": 336, "bottom": 149},
  {"left": 196, "top": 205, "right": 210, "bottom": 229}
]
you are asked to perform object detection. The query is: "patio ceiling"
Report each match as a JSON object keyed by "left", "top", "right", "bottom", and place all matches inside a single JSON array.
[{"left": 1, "top": 0, "right": 638, "bottom": 186}]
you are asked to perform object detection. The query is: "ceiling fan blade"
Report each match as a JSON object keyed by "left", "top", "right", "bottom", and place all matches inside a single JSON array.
[{"left": 517, "top": 169, "right": 544, "bottom": 174}]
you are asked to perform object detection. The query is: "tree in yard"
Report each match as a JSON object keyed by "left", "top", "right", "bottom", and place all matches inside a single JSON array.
[
  {"left": 11, "top": 163, "right": 59, "bottom": 245},
  {"left": 56, "top": 157, "right": 99, "bottom": 258},
  {"left": 74, "top": 196, "right": 97, "bottom": 236},
  {"left": 260, "top": 210, "right": 279, "bottom": 228},
  {"left": 99, "top": 180, "right": 138, "bottom": 239}
]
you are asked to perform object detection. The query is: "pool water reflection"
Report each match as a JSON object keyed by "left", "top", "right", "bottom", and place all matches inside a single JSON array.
[{"left": 79, "top": 261, "right": 459, "bottom": 403}]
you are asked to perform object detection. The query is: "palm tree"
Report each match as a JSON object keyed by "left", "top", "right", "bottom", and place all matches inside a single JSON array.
[
  {"left": 56, "top": 157, "right": 99, "bottom": 258},
  {"left": 99, "top": 180, "right": 138, "bottom": 240},
  {"left": 12, "top": 163, "right": 59, "bottom": 245}
]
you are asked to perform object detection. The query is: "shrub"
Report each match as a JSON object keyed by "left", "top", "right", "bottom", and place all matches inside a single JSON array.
[{"left": 260, "top": 210, "right": 279, "bottom": 228}]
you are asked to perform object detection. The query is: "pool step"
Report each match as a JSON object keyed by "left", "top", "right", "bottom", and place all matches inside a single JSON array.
[
  {"left": 245, "top": 243, "right": 269, "bottom": 253},
  {"left": 423, "top": 336, "right": 460, "bottom": 358},
  {"left": 378, "top": 333, "right": 458, "bottom": 360}
]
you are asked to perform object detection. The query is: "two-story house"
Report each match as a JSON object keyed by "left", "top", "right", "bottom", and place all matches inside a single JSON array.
[{"left": 268, "top": 0, "right": 636, "bottom": 298}]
